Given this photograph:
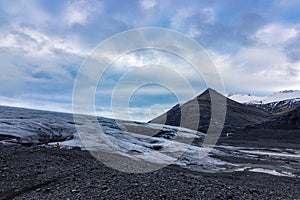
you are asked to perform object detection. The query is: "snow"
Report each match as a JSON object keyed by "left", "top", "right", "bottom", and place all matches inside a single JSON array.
[
  {"left": 238, "top": 150, "right": 300, "bottom": 158},
  {"left": 235, "top": 167, "right": 295, "bottom": 177},
  {"left": 249, "top": 168, "right": 294, "bottom": 177},
  {"left": 0, "top": 106, "right": 76, "bottom": 144},
  {"left": 228, "top": 93, "right": 262, "bottom": 104},
  {"left": 228, "top": 90, "right": 300, "bottom": 104}
]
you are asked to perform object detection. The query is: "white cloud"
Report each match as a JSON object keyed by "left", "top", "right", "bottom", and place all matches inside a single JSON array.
[
  {"left": 111, "top": 49, "right": 203, "bottom": 81},
  {"left": 233, "top": 47, "right": 287, "bottom": 72},
  {"left": 255, "top": 23, "right": 298, "bottom": 46},
  {"left": 0, "top": 26, "right": 87, "bottom": 57},
  {"left": 63, "top": 0, "right": 102, "bottom": 26},
  {"left": 187, "top": 25, "right": 201, "bottom": 38},
  {"left": 0, "top": 24, "right": 86, "bottom": 99},
  {"left": 100, "top": 105, "right": 172, "bottom": 122},
  {"left": 0, "top": 96, "right": 72, "bottom": 114},
  {"left": 171, "top": 7, "right": 195, "bottom": 29},
  {"left": 171, "top": 7, "right": 215, "bottom": 30},
  {"left": 200, "top": 7, "right": 215, "bottom": 24},
  {"left": 140, "top": 0, "right": 157, "bottom": 10},
  {"left": 211, "top": 47, "right": 300, "bottom": 94}
]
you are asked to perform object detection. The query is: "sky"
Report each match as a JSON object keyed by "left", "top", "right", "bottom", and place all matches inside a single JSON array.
[{"left": 0, "top": 0, "right": 300, "bottom": 121}]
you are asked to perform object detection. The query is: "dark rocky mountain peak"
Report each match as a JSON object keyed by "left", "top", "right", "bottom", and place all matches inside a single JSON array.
[{"left": 150, "top": 88, "right": 272, "bottom": 133}]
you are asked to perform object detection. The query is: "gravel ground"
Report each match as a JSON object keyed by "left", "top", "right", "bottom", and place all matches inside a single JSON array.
[{"left": 1, "top": 145, "right": 300, "bottom": 200}]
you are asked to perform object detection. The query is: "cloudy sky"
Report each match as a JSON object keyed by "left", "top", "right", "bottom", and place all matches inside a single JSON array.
[{"left": 0, "top": 0, "right": 300, "bottom": 121}]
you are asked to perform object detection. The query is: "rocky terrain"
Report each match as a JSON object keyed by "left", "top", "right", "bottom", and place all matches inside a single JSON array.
[
  {"left": 247, "top": 105, "right": 300, "bottom": 130},
  {"left": 1, "top": 145, "right": 300, "bottom": 200}
]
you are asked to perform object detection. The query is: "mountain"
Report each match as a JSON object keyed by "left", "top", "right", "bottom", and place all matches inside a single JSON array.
[
  {"left": 247, "top": 104, "right": 300, "bottom": 130},
  {"left": 225, "top": 91, "right": 300, "bottom": 145},
  {"left": 228, "top": 90, "right": 300, "bottom": 105},
  {"left": 255, "top": 98, "right": 300, "bottom": 114},
  {"left": 225, "top": 104, "right": 300, "bottom": 146},
  {"left": 229, "top": 90, "right": 300, "bottom": 114},
  {"left": 149, "top": 88, "right": 300, "bottom": 147},
  {"left": 227, "top": 93, "right": 262, "bottom": 104},
  {"left": 150, "top": 88, "right": 272, "bottom": 133}
]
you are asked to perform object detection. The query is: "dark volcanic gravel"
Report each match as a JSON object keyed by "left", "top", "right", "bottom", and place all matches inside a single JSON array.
[{"left": 1, "top": 145, "right": 300, "bottom": 200}]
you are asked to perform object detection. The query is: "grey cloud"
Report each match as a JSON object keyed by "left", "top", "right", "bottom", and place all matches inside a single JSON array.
[
  {"left": 189, "top": 12, "right": 266, "bottom": 52},
  {"left": 285, "top": 36, "right": 300, "bottom": 62}
]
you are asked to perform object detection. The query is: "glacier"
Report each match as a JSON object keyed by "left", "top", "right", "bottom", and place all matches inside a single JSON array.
[{"left": 0, "top": 105, "right": 299, "bottom": 177}]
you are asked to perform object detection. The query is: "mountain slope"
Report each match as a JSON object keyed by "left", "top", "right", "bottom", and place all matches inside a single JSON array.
[
  {"left": 248, "top": 105, "right": 300, "bottom": 130},
  {"left": 223, "top": 105, "right": 300, "bottom": 146},
  {"left": 255, "top": 98, "right": 300, "bottom": 114},
  {"left": 150, "top": 88, "right": 272, "bottom": 133},
  {"left": 229, "top": 90, "right": 300, "bottom": 105},
  {"left": 228, "top": 90, "right": 300, "bottom": 117}
]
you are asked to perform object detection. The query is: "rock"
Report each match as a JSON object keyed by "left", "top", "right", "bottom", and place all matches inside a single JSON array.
[
  {"left": 71, "top": 189, "right": 80, "bottom": 193},
  {"left": 101, "top": 185, "right": 109, "bottom": 190},
  {"left": 44, "top": 188, "right": 52, "bottom": 193}
]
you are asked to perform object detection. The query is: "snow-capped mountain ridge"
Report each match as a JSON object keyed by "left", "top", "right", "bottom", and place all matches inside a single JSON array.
[
  {"left": 228, "top": 90, "right": 300, "bottom": 104},
  {"left": 256, "top": 98, "right": 300, "bottom": 114},
  {"left": 276, "top": 90, "right": 298, "bottom": 94},
  {"left": 228, "top": 93, "right": 251, "bottom": 97}
]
